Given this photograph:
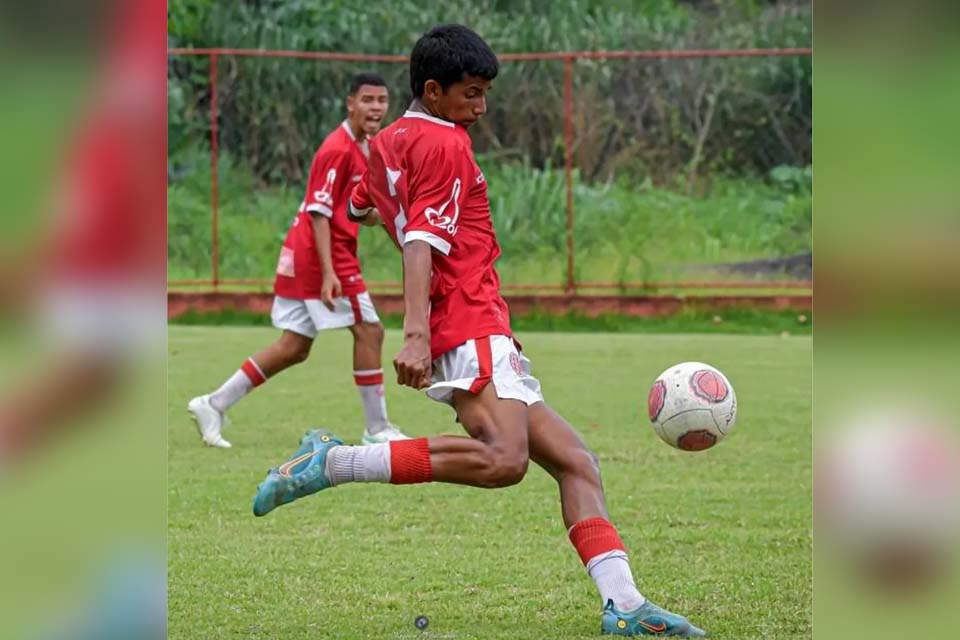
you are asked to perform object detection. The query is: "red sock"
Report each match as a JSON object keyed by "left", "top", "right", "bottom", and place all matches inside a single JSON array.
[
  {"left": 389, "top": 438, "right": 433, "bottom": 484},
  {"left": 568, "top": 517, "right": 626, "bottom": 565},
  {"left": 240, "top": 358, "right": 267, "bottom": 387}
]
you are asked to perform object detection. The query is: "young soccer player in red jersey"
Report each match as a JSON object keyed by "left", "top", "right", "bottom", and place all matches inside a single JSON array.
[
  {"left": 253, "top": 27, "right": 705, "bottom": 637},
  {"left": 189, "top": 74, "right": 409, "bottom": 449}
]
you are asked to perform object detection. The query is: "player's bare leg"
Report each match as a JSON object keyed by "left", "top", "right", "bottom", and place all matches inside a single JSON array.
[
  {"left": 0, "top": 353, "right": 119, "bottom": 463},
  {"left": 252, "top": 383, "right": 531, "bottom": 517},
  {"left": 188, "top": 330, "right": 313, "bottom": 448},
  {"left": 249, "top": 330, "right": 314, "bottom": 376},
  {"left": 348, "top": 322, "right": 409, "bottom": 444},
  {"left": 528, "top": 401, "right": 706, "bottom": 637}
]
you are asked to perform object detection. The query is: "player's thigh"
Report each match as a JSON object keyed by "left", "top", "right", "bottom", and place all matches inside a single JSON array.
[
  {"left": 452, "top": 383, "right": 530, "bottom": 455},
  {"left": 527, "top": 401, "right": 599, "bottom": 479}
]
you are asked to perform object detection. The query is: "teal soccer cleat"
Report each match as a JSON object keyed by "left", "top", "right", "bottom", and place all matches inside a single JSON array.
[
  {"left": 601, "top": 599, "right": 707, "bottom": 637},
  {"left": 252, "top": 429, "right": 343, "bottom": 517}
]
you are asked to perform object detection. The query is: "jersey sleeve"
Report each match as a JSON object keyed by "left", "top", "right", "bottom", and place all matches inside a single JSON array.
[
  {"left": 405, "top": 143, "right": 473, "bottom": 256},
  {"left": 302, "top": 149, "right": 349, "bottom": 219}
]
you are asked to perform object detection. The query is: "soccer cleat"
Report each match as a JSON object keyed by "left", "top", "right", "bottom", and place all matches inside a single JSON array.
[
  {"left": 601, "top": 599, "right": 707, "bottom": 637},
  {"left": 252, "top": 429, "right": 343, "bottom": 517},
  {"left": 187, "top": 394, "right": 231, "bottom": 448},
  {"left": 361, "top": 423, "right": 411, "bottom": 445}
]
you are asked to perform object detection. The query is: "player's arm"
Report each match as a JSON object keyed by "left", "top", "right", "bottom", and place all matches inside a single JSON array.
[
  {"left": 348, "top": 169, "right": 383, "bottom": 226},
  {"left": 393, "top": 144, "right": 471, "bottom": 389},
  {"left": 303, "top": 150, "right": 346, "bottom": 309},
  {"left": 311, "top": 214, "right": 341, "bottom": 310},
  {"left": 393, "top": 239, "right": 433, "bottom": 389}
]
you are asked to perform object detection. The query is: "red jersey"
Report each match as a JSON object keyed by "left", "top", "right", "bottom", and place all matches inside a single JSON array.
[
  {"left": 274, "top": 122, "right": 369, "bottom": 298},
  {"left": 350, "top": 110, "right": 512, "bottom": 359}
]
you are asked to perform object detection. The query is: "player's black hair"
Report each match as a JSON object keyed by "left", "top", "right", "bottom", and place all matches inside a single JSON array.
[
  {"left": 349, "top": 72, "right": 387, "bottom": 95},
  {"left": 409, "top": 24, "right": 499, "bottom": 97}
]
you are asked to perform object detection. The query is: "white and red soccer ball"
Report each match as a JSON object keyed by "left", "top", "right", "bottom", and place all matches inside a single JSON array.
[{"left": 647, "top": 362, "right": 737, "bottom": 451}]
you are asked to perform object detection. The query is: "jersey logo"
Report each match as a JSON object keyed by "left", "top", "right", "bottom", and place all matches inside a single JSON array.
[
  {"left": 424, "top": 178, "right": 461, "bottom": 235},
  {"left": 313, "top": 168, "right": 336, "bottom": 206},
  {"left": 476, "top": 172, "right": 485, "bottom": 185}
]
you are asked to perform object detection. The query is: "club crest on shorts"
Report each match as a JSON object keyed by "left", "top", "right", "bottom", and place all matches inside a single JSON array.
[{"left": 509, "top": 352, "right": 523, "bottom": 376}]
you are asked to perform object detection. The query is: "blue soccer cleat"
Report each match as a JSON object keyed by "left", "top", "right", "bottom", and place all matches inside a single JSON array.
[
  {"left": 601, "top": 599, "right": 707, "bottom": 637},
  {"left": 252, "top": 429, "right": 343, "bottom": 517}
]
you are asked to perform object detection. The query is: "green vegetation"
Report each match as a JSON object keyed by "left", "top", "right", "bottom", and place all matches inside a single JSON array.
[
  {"left": 168, "top": 326, "right": 811, "bottom": 639},
  {"left": 168, "top": 0, "right": 810, "bottom": 185},
  {"left": 168, "top": 149, "right": 811, "bottom": 285},
  {"left": 168, "top": 1, "right": 811, "bottom": 289},
  {"left": 172, "top": 305, "right": 811, "bottom": 336}
]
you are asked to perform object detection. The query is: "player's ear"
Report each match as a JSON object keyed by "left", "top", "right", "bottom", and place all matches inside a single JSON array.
[
  {"left": 423, "top": 79, "right": 442, "bottom": 103},
  {"left": 346, "top": 94, "right": 355, "bottom": 113}
]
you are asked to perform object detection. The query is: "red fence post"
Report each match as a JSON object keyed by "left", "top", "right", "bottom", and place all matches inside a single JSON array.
[
  {"left": 209, "top": 53, "right": 220, "bottom": 290},
  {"left": 563, "top": 56, "right": 575, "bottom": 295}
]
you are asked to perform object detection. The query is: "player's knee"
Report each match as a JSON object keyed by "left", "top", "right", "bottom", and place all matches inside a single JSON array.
[
  {"left": 566, "top": 446, "right": 602, "bottom": 484},
  {"left": 285, "top": 339, "right": 311, "bottom": 364},
  {"left": 368, "top": 322, "right": 385, "bottom": 344},
  {"left": 354, "top": 322, "right": 384, "bottom": 345},
  {"left": 486, "top": 450, "right": 529, "bottom": 488}
]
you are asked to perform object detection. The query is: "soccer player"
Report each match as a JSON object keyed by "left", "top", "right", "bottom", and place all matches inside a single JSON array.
[
  {"left": 252, "top": 27, "right": 706, "bottom": 637},
  {"left": 188, "top": 73, "right": 410, "bottom": 449}
]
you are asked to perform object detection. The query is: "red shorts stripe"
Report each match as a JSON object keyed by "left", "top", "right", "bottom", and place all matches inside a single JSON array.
[
  {"left": 468, "top": 336, "right": 494, "bottom": 394},
  {"left": 354, "top": 372, "right": 384, "bottom": 386},
  {"left": 349, "top": 294, "right": 362, "bottom": 325},
  {"left": 240, "top": 358, "right": 267, "bottom": 387},
  {"left": 568, "top": 517, "right": 626, "bottom": 565}
]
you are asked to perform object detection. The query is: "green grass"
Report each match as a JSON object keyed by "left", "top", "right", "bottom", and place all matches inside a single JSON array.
[
  {"left": 171, "top": 307, "right": 812, "bottom": 336},
  {"left": 168, "top": 326, "right": 811, "bottom": 639}
]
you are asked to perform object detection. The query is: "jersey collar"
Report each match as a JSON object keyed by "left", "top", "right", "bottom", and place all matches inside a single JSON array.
[{"left": 403, "top": 110, "right": 455, "bottom": 128}]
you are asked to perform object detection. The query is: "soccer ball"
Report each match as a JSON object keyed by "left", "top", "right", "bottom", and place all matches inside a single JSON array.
[{"left": 647, "top": 362, "right": 737, "bottom": 451}]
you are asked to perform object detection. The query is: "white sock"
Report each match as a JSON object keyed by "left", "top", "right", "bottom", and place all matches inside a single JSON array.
[
  {"left": 354, "top": 369, "right": 389, "bottom": 435},
  {"left": 586, "top": 550, "right": 646, "bottom": 612},
  {"left": 209, "top": 368, "right": 256, "bottom": 412},
  {"left": 325, "top": 443, "right": 392, "bottom": 486}
]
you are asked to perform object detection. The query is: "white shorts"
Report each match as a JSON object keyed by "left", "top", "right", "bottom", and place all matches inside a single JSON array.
[
  {"left": 42, "top": 285, "right": 164, "bottom": 356},
  {"left": 271, "top": 293, "right": 380, "bottom": 339},
  {"left": 426, "top": 334, "right": 544, "bottom": 407}
]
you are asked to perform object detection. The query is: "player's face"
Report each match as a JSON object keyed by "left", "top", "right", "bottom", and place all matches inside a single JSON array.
[
  {"left": 430, "top": 74, "right": 491, "bottom": 128},
  {"left": 347, "top": 85, "right": 389, "bottom": 137}
]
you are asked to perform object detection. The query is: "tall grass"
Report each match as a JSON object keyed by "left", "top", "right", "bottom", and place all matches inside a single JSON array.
[{"left": 168, "top": 149, "right": 810, "bottom": 286}]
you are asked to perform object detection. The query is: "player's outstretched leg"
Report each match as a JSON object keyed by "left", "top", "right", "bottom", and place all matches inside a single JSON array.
[
  {"left": 527, "top": 402, "right": 706, "bottom": 637},
  {"left": 252, "top": 384, "right": 528, "bottom": 515},
  {"left": 348, "top": 321, "right": 410, "bottom": 444},
  {"left": 188, "top": 330, "right": 313, "bottom": 448}
]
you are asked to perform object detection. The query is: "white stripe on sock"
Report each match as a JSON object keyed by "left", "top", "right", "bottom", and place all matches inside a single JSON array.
[{"left": 247, "top": 358, "right": 266, "bottom": 379}]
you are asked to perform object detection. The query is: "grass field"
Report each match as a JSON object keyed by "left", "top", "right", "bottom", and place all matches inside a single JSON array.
[{"left": 168, "top": 326, "right": 811, "bottom": 639}]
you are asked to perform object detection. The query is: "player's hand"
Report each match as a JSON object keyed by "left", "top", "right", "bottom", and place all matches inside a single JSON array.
[
  {"left": 358, "top": 208, "right": 383, "bottom": 227},
  {"left": 394, "top": 333, "right": 432, "bottom": 390},
  {"left": 321, "top": 274, "right": 342, "bottom": 311}
]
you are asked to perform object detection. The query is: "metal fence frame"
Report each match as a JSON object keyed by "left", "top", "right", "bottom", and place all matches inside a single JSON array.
[{"left": 167, "top": 46, "right": 813, "bottom": 294}]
